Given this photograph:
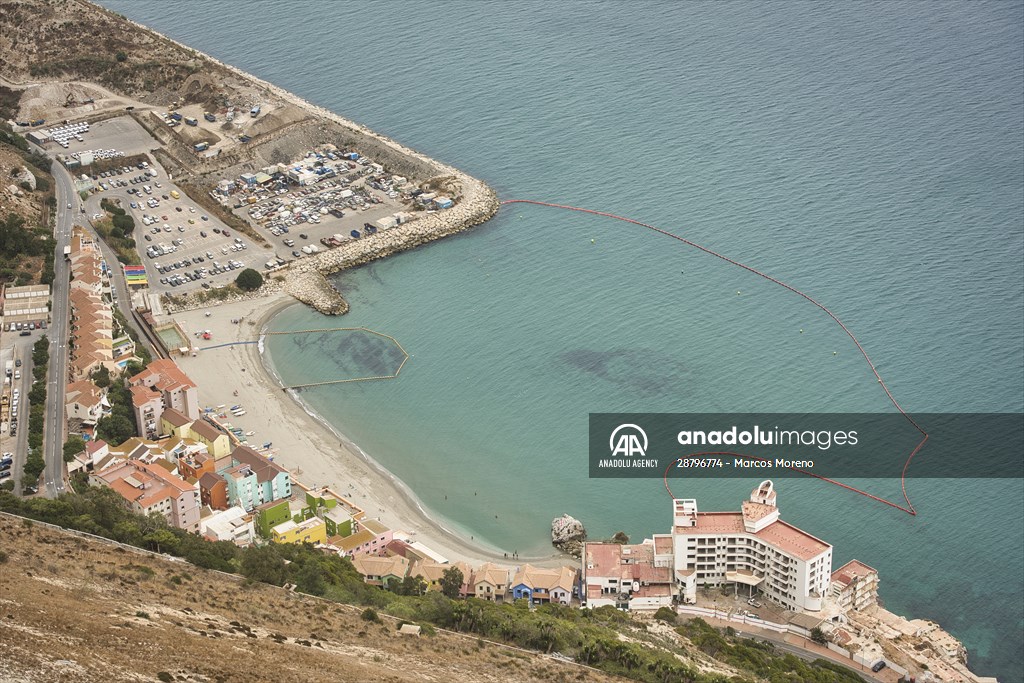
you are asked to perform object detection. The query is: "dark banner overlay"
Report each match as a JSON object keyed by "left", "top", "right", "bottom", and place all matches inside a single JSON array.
[{"left": 589, "top": 413, "right": 1023, "bottom": 479}]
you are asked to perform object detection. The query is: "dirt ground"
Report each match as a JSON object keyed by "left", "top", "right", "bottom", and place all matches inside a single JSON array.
[{"left": 0, "top": 515, "right": 618, "bottom": 683}]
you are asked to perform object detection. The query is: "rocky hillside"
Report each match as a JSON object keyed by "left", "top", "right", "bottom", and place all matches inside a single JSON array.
[
  {"left": 0, "top": 515, "right": 621, "bottom": 683},
  {"left": 0, "top": 0, "right": 226, "bottom": 104}
]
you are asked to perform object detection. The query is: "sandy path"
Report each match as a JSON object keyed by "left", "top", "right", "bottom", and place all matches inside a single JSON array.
[{"left": 172, "top": 293, "right": 569, "bottom": 570}]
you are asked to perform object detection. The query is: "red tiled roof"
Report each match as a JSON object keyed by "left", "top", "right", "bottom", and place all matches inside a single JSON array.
[
  {"left": 674, "top": 512, "right": 831, "bottom": 561},
  {"left": 832, "top": 559, "right": 877, "bottom": 586},
  {"left": 189, "top": 419, "right": 224, "bottom": 443},
  {"left": 130, "top": 359, "right": 196, "bottom": 393},
  {"left": 742, "top": 501, "right": 776, "bottom": 522},
  {"left": 160, "top": 407, "right": 192, "bottom": 428},
  {"left": 130, "top": 384, "right": 161, "bottom": 408},
  {"left": 198, "top": 471, "right": 225, "bottom": 490},
  {"left": 230, "top": 444, "right": 286, "bottom": 483}
]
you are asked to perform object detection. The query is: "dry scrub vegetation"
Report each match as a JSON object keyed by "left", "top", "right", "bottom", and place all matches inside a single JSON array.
[{"left": 0, "top": 516, "right": 620, "bottom": 683}]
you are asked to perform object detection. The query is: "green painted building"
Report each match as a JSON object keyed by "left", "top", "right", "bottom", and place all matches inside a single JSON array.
[{"left": 254, "top": 499, "right": 291, "bottom": 538}]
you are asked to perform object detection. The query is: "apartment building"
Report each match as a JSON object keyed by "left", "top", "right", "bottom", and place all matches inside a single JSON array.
[
  {"left": 91, "top": 459, "right": 201, "bottom": 533},
  {"left": 831, "top": 559, "right": 879, "bottom": 612},
  {"left": 672, "top": 481, "right": 833, "bottom": 612}
]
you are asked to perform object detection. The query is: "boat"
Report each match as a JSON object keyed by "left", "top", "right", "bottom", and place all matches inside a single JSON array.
[
  {"left": 232, "top": 410, "right": 247, "bottom": 416},
  {"left": 350, "top": 229, "right": 360, "bottom": 238}
]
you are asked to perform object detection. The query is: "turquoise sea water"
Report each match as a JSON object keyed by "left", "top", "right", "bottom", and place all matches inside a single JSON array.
[{"left": 101, "top": 2, "right": 1024, "bottom": 678}]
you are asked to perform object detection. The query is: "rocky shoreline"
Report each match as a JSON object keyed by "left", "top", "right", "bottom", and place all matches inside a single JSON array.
[{"left": 284, "top": 178, "right": 499, "bottom": 314}]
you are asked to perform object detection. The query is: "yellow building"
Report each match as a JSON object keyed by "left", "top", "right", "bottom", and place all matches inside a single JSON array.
[
  {"left": 270, "top": 516, "right": 327, "bottom": 545},
  {"left": 186, "top": 419, "right": 232, "bottom": 458},
  {"left": 160, "top": 407, "right": 193, "bottom": 438}
]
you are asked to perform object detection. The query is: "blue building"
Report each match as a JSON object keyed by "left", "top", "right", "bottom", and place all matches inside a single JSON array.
[{"left": 219, "top": 445, "right": 291, "bottom": 511}]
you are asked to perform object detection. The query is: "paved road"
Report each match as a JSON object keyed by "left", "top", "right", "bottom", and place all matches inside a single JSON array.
[
  {"left": 702, "top": 617, "right": 883, "bottom": 683},
  {"left": 43, "top": 164, "right": 76, "bottom": 498}
]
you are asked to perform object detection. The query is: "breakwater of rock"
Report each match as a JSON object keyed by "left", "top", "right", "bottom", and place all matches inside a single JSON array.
[{"left": 284, "top": 176, "right": 499, "bottom": 315}]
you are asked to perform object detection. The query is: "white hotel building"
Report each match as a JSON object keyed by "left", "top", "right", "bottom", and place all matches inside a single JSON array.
[{"left": 671, "top": 480, "right": 833, "bottom": 612}]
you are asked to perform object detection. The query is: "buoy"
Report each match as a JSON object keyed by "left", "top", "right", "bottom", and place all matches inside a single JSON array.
[
  {"left": 833, "top": 351, "right": 837, "bottom": 355},
  {"left": 736, "top": 290, "right": 741, "bottom": 295},
  {"left": 591, "top": 239, "right": 595, "bottom": 244},
  {"left": 799, "top": 329, "right": 804, "bottom": 333}
]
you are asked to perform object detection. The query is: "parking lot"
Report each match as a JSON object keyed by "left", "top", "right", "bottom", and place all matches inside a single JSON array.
[
  {"left": 49, "top": 115, "right": 261, "bottom": 295},
  {"left": 84, "top": 160, "right": 266, "bottom": 295},
  {"left": 59, "top": 115, "right": 157, "bottom": 158},
  {"left": 57, "top": 117, "right": 436, "bottom": 296}
]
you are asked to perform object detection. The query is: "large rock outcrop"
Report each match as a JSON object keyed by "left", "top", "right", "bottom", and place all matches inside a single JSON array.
[{"left": 551, "top": 514, "right": 587, "bottom": 558}]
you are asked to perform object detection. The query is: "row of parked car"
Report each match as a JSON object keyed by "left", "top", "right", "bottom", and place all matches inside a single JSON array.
[
  {"left": 6, "top": 388, "right": 20, "bottom": 439},
  {"left": 5, "top": 321, "right": 44, "bottom": 332},
  {"left": 158, "top": 258, "right": 245, "bottom": 288}
]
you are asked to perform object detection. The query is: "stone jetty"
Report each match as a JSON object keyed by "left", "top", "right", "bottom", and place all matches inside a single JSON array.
[{"left": 283, "top": 171, "right": 499, "bottom": 315}]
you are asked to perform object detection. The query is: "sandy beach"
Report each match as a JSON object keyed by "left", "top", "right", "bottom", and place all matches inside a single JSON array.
[{"left": 171, "top": 293, "right": 570, "bottom": 570}]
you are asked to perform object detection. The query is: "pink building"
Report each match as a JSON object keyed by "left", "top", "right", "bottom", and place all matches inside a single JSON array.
[
  {"left": 335, "top": 518, "right": 393, "bottom": 557},
  {"left": 129, "top": 359, "right": 200, "bottom": 422},
  {"left": 91, "top": 459, "right": 201, "bottom": 533},
  {"left": 130, "top": 384, "right": 165, "bottom": 439}
]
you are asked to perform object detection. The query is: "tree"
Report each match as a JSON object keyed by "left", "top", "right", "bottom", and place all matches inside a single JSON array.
[
  {"left": 440, "top": 566, "right": 464, "bottom": 599},
  {"left": 810, "top": 626, "right": 828, "bottom": 645},
  {"left": 653, "top": 606, "right": 676, "bottom": 624},
  {"left": 393, "top": 574, "right": 426, "bottom": 596},
  {"left": 63, "top": 435, "right": 86, "bottom": 462},
  {"left": 295, "top": 560, "right": 326, "bottom": 596},
  {"left": 116, "top": 51, "right": 127, "bottom": 62},
  {"left": 240, "top": 545, "right": 286, "bottom": 585},
  {"left": 96, "top": 414, "right": 135, "bottom": 445},
  {"left": 91, "top": 364, "right": 111, "bottom": 388},
  {"left": 112, "top": 213, "right": 134, "bottom": 233},
  {"left": 123, "top": 360, "right": 145, "bottom": 378},
  {"left": 234, "top": 268, "right": 263, "bottom": 291},
  {"left": 143, "top": 529, "right": 179, "bottom": 555}
]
